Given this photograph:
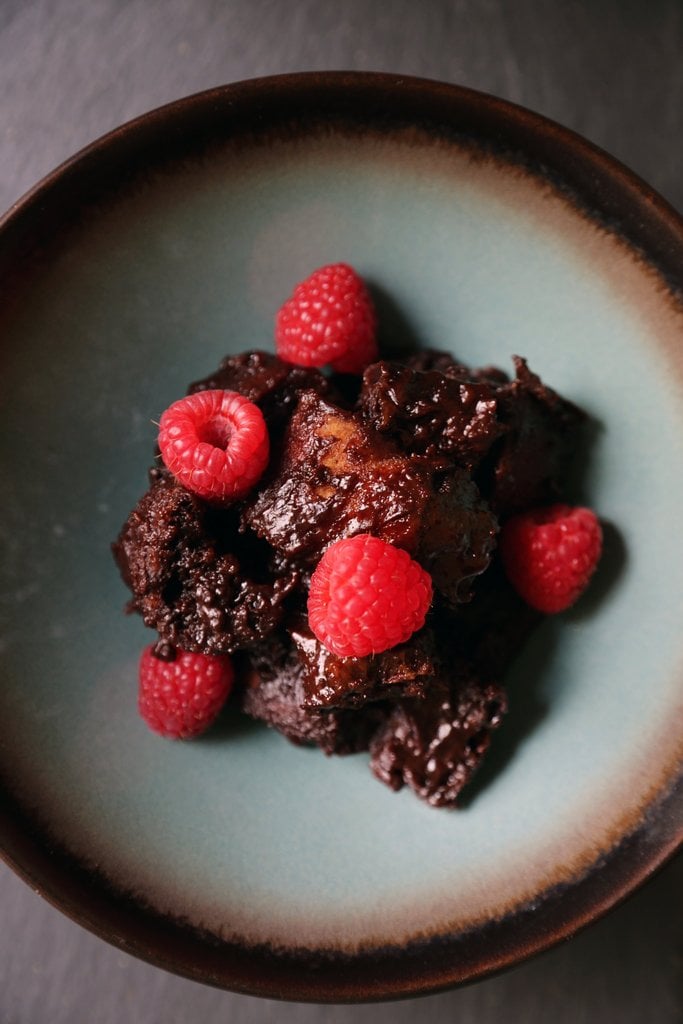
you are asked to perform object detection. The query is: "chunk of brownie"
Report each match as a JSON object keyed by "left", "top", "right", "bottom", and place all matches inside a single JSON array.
[
  {"left": 479, "top": 357, "right": 586, "bottom": 517},
  {"left": 452, "top": 560, "right": 542, "bottom": 679},
  {"left": 400, "top": 351, "right": 585, "bottom": 517},
  {"left": 370, "top": 671, "right": 507, "bottom": 808},
  {"left": 359, "top": 360, "right": 503, "bottom": 466},
  {"left": 243, "top": 391, "right": 498, "bottom": 602},
  {"left": 289, "top": 619, "right": 438, "bottom": 710},
  {"left": 417, "top": 469, "right": 499, "bottom": 603},
  {"left": 367, "top": 564, "right": 538, "bottom": 808},
  {"left": 113, "top": 473, "right": 298, "bottom": 654},
  {"left": 242, "top": 633, "right": 384, "bottom": 755}
]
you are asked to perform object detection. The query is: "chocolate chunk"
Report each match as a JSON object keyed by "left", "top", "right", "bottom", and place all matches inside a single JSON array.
[
  {"left": 417, "top": 468, "right": 499, "bottom": 603},
  {"left": 453, "top": 560, "right": 542, "bottom": 678},
  {"left": 243, "top": 391, "right": 497, "bottom": 601},
  {"left": 244, "top": 391, "right": 424, "bottom": 561},
  {"left": 484, "top": 357, "right": 585, "bottom": 516},
  {"left": 398, "top": 351, "right": 584, "bottom": 517},
  {"left": 370, "top": 672, "right": 507, "bottom": 808},
  {"left": 359, "top": 360, "right": 504, "bottom": 467},
  {"left": 290, "top": 619, "right": 438, "bottom": 710},
  {"left": 242, "top": 634, "right": 383, "bottom": 755},
  {"left": 113, "top": 474, "right": 298, "bottom": 653}
]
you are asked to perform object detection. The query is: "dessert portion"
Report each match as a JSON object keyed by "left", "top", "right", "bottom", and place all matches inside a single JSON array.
[{"left": 113, "top": 262, "right": 602, "bottom": 807}]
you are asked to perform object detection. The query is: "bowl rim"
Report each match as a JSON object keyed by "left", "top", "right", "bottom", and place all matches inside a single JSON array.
[{"left": 0, "top": 70, "right": 681, "bottom": 1003}]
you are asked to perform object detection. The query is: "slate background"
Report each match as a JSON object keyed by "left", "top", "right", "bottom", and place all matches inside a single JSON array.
[{"left": 1, "top": 1, "right": 681, "bottom": 1021}]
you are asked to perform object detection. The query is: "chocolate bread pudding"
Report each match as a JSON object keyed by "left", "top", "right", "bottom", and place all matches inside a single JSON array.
[{"left": 113, "top": 263, "right": 601, "bottom": 808}]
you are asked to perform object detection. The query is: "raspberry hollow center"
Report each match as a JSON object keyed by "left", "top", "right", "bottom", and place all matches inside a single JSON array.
[
  {"left": 157, "top": 389, "right": 270, "bottom": 503},
  {"left": 198, "top": 416, "right": 233, "bottom": 450}
]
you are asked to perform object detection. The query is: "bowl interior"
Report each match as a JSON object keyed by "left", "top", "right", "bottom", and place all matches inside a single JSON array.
[{"left": 0, "top": 83, "right": 682, "bottom": 995}]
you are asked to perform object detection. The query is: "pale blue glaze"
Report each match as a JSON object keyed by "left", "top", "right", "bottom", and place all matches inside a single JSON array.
[{"left": 1, "top": 135, "right": 681, "bottom": 948}]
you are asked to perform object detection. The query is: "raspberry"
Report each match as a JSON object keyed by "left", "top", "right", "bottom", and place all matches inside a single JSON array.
[
  {"left": 275, "top": 263, "right": 378, "bottom": 374},
  {"left": 499, "top": 504, "right": 602, "bottom": 613},
  {"left": 138, "top": 644, "right": 234, "bottom": 738},
  {"left": 307, "top": 534, "right": 433, "bottom": 658},
  {"left": 158, "top": 389, "right": 269, "bottom": 503}
]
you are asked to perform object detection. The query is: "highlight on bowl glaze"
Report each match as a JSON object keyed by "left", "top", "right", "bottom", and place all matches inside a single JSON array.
[{"left": 0, "top": 72, "right": 681, "bottom": 1002}]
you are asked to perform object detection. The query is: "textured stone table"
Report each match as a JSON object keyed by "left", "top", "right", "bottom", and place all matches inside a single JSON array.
[{"left": 1, "top": 1, "right": 681, "bottom": 1021}]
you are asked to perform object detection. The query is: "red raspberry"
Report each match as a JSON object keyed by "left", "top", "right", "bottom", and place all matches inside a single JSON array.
[
  {"left": 275, "top": 263, "right": 378, "bottom": 374},
  {"left": 308, "top": 534, "right": 433, "bottom": 658},
  {"left": 138, "top": 645, "right": 234, "bottom": 739},
  {"left": 158, "top": 389, "right": 269, "bottom": 503},
  {"left": 500, "top": 504, "right": 602, "bottom": 614}
]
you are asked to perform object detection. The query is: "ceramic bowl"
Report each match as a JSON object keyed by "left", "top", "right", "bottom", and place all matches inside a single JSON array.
[{"left": 0, "top": 72, "right": 681, "bottom": 1002}]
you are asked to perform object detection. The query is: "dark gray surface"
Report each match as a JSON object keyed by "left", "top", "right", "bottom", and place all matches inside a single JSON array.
[
  {"left": 2, "top": 855, "right": 681, "bottom": 1023},
  {"left": 2, "top": 0, "right": 682, "bottom": 216},
  {"left": 1, "top": 1, "right": 681, "bottom": 1020}
]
